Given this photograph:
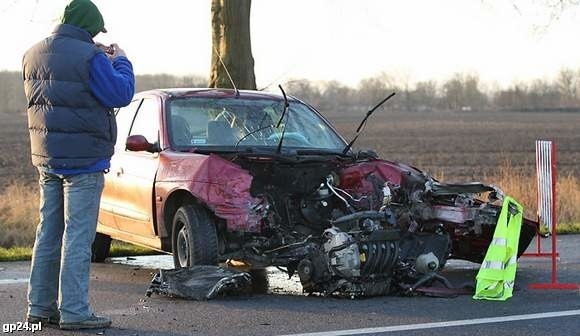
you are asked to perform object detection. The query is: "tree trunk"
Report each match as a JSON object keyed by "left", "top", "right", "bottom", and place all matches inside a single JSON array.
[{"left": 209, "top": 0, "right": 256, "bottom": 90}]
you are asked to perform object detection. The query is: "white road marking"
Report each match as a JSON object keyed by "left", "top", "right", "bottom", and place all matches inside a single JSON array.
[
  {"left": 0, "top": 278, "right": 29, "bottom": 285},
  {"left": 279, "top": 309, "right": 580, "bottom": 336}
]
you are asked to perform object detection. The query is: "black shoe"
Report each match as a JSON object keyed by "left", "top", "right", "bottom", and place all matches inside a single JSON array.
[
  {"left": 27, "top": 312, "right": 60, "bottom": 327},
  {"left": 60, "top": 314, "right": 112, "bottom": 330}
]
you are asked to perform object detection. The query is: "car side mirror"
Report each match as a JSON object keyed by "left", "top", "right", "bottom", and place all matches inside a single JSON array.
[{"left": 126, "top": 135, "right": 152, "bottom": 152}]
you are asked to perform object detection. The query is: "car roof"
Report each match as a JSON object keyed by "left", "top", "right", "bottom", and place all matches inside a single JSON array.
[{"left": 136, "top": 88, "right": 298, "bottom": 102}]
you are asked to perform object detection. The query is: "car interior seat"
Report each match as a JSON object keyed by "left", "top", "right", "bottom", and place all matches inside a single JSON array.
[
  {"left": 207, "top": 120, "right": 236, "bottom": 145},
  {"left": 171, "top": 115, "right": 191, "bottom": 146}
]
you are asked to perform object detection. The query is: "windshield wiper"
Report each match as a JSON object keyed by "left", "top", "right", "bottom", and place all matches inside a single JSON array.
[
  {"left": 234, "top": 125, "right": 274, "bottom": 148},
  {"left": 275, "top": 85, "right": 289, "bottom": 128},
  {"left": 342, "top": 92, "right": 396, "bottom": 155},
  {"left": 276, "top": 85, "right": 290, "bottom": 154}
]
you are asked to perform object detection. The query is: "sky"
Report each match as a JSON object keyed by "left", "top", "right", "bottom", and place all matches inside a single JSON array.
[{"left": 2, "top": 0, "right": 580, "bottom": 89}]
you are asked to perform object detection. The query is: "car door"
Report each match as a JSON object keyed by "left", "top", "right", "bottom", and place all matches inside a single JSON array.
[
  {"left": 110, "top": 97, "right": 161, "bottom": 237},
  {"left": 99, "top": 98, "right": 142, "bottom": 230}
]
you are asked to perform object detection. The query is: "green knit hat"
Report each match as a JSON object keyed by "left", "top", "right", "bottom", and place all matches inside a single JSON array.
[{"left": 61, "top": 0, "right": 107, "bottom": 37}]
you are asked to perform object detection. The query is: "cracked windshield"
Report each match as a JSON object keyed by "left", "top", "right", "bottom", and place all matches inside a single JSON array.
[{"left": 167, "top": 98, "right": 345, "bottom": 150}]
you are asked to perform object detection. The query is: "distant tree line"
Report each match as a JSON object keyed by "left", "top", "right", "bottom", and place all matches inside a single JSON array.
[
  {"left": 284, "top": 69, "right": 580, "bottom": 114},
  {"left": 2, "top": 69, "right": 580, "bottom": 114}
]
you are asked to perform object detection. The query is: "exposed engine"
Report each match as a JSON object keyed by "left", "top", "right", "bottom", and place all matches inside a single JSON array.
[{"left": 216, "top": 156, "right": 528, "bottom": 297}]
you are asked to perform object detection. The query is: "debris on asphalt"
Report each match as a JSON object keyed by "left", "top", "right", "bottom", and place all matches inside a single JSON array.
[{"left": 145, "top": 265, "right": 252, "bottom": 300}]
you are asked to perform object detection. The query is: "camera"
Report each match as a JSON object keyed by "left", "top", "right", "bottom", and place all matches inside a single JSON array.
[{"left": 103, "top": 45, "right": 115, "bottom": 55}]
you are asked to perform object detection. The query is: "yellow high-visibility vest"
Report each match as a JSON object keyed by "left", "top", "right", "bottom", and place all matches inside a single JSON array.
[{"left": 473, "top": 196, "right": 523, "bottom": 301}]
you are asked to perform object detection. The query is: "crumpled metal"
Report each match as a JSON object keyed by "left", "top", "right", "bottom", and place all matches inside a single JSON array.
[{"left": 146, "top": 265, "right": 252, "bottom": 300}]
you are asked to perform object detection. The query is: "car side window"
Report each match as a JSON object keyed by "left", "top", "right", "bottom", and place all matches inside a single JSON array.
[
  {"left": 129, "top": 98, "right": 160, "bottom": 146},
  {"left": 115, "top": 99, "right": 142, "bottom": 150}
]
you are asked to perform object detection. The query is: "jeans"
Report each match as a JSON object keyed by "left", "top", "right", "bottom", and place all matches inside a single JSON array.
[{"left": 27, "top": 170, "right": 104, "bottom": 323}]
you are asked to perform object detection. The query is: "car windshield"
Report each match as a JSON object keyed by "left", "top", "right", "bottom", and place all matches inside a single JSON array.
[{"left": 166, "top": 97, "right": 345, "bottom": 151}]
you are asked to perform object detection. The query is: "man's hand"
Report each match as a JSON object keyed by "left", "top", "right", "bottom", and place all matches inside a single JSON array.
[
  {"left": 95, "top": 42, "right": 110, "bottom": 53},
  {"left": 95, "top": 42, "right": 127, "bottom": 60},
  {"left": 108, "top": 43, "right": 126, "bottom": 59}
]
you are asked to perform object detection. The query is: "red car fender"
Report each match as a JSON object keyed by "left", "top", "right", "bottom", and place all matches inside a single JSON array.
[{"left": 157, "top": 152, "right": 263, "bottom": 232}]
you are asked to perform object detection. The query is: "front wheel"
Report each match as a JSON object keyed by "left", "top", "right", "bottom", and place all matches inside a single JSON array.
[{"left": 171, "top": 204, "right": 218, "bottom": 268}]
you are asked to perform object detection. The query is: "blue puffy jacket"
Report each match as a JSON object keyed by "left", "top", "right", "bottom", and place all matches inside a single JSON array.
[{"left": 22, "top": 23, "right": 134, "bottom": 173}]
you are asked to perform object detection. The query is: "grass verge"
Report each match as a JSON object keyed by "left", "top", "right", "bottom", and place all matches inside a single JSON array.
[
  {"left": 109, "top": 241, "right": 160, "bottom": 257},
  {"left": 0, "top": 241, "right": 160, "bottom": 262},
  {"left": 0, "top": 247, "right": 32, "bottom": 262},
  {"left": 544, "top": 223, "right": 580, "bottom": 235},
  {"left": 0, "top": 181, "right": 39, "bottom": 247},
  {"left": 487, "top": 160, "right": 580, "bottom": 225}
]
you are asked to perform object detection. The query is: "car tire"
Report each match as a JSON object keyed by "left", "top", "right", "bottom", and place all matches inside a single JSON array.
[
  {"left": 92, "top": 232, "right": 112, "bottom": 262},
  {"left": 171, "top": 204, "right": 218, "bottom": 268}
]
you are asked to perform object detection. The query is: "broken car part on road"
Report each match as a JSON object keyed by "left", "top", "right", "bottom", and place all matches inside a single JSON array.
[{"left": 146, "top": 266, "right": 252, "bottom": 300}]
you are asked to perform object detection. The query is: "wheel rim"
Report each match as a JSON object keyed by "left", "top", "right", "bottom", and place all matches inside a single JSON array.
[{"left": 176, "top": 225, "right": 190, "bottom": 267}]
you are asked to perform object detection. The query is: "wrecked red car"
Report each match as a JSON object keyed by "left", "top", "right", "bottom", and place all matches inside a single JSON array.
[{"left": 94, "top": 88, "right": 537, "bottom": 297}]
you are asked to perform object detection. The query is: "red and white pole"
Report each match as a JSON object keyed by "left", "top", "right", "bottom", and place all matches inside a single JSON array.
[
  {"left": 528, "top": 140, "right": 579, "bottom": 290},
  {"left": 523, "top": 141, "right": 553, "bottom": 257}
]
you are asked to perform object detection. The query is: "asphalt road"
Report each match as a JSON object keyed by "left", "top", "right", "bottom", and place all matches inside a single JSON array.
[{"left": 1, "top": 235, "right": 579, "bottom": 336}]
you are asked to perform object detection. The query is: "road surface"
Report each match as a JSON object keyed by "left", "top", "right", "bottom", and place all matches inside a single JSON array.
[{"left": 0, "top": 235, "right": 579, "bottom": 336}]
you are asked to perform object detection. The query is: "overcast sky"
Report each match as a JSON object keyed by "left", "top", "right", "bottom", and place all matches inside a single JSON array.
[{"left": 2, "top": 0, "right": 580, "bottom": 88}]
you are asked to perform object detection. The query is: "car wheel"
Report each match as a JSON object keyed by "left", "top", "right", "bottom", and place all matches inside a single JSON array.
[
  {"left": 171, "top": 204, "right": 218, "bottom": 268},
  {"left": 92, "top": 232, "right": 112, "bottom": 262}
]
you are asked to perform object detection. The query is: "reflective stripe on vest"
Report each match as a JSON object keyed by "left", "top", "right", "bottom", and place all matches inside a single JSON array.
[
  {"left": 481, "top": 255, "right": 518, "bottom": 270},
  {"left": 491, "top": 237, "right": 507, "bottom": 246}
]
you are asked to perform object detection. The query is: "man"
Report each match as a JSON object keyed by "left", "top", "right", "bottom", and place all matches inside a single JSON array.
[{"left": 22, "top": 0, "right": 134, "bottom": 330}]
